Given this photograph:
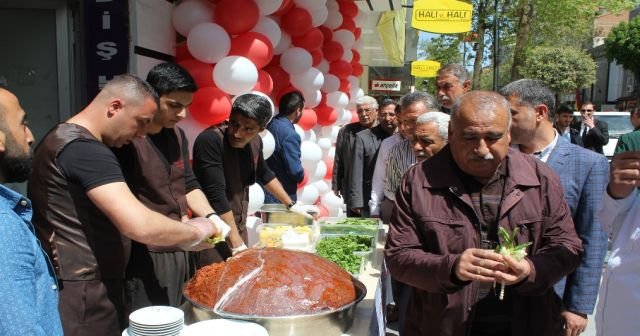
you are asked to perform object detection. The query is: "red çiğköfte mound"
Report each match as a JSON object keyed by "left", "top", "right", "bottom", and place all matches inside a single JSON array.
[{"left": 184, "top": 248, "right": 356, "bottom": 316}]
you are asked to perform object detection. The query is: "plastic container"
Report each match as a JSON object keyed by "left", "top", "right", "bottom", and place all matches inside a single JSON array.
[
  {"left": 256, "top": 223, "right": 314, "bottom": 251},
  {"left": 317, "top": 217, "right": 381, "bottom": 240},
  {"left": 259, "top": 204, "right": 317, "bottom": 226},
  {"left": 314, "top": 234, "right": 374, "bottom": 277}
]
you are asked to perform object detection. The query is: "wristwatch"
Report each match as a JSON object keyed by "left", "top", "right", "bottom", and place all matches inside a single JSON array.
[{"left": 286, "top": 201, "right": 296, "bottom": 210}]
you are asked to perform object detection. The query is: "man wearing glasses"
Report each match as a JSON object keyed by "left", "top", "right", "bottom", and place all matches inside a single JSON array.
[{"left": 572, "top": 102, "right": 609, "bottom": 154}]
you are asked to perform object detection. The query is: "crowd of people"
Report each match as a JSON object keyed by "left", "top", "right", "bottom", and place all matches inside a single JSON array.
[{"left": 1, "top": 60, "right": 638, "bottom": 336}]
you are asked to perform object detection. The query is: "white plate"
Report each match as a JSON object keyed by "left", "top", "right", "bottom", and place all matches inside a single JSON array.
[
  {"left": 181, "top": 319, "right": 268, "bottom": 336},
  {"left": 122, "top": 326, "right": 186, "bottom": 336},
  {"left": 129, "top": 306, "right": 184, "bottom": 326}
]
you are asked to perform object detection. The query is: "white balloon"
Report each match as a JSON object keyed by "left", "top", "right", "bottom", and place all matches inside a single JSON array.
[
  {"left": 317, "top": 137, "right": 333, "bottom": 151},
  {"left": 187, "top": 23, "right": 230, "bottom": 64},
  {"left": 311, "top": 6, "right": 329, "bottom": 27},
  {"left": 295, "top": 0, "right": 326, "bottom": 11},
  {"left": 326, "top": 91, "right": 349, "bottom": 111},
  {"left": 321, "top": 74, "right": 340, "bottom": 93},
  {"left": 291, "top": 67, "right": 324, "bottom": 91},
  {"left": 172, "top": 0, "right": 214, "bottom": 37},
  {"left": 350, "top": 88, "right": 365, "bottom": 104},
  {"left": 316, "top": 59, "right": 330, "bottom": 74},
  {"left": 256, "top": 0, "right": 283, "bottom": 16},
  {"left": 307, "top": 160, "right": 327, "bottom": 182},
  {"left": 333, "top": 29, "right": 355, "bottom": 50},
  {"left": 294, "top": 124, "right": 305, "bottom": 141},
  {"left": 342, "top": 49, "right": 353, "bottom": 62},
  {"left": 251, "top": 16, "right": 281, "bottom": 48},
  {"left": 355, "top": 9, "right": 368, "bottom": 26},
  {"left": 301, "top": 141, "right": 323, "bottom": 164},
  {"left": 320, "top": 125, "right": 340, "bottom": 142},
  {"left": 339, "top": 108, "right": 353, "bottom": 125},
  {"left": 326, "top": 1, "right": 340, "bottom": 13},
  {"left": 312, "top": 180, "right": 330, "bottom": 194},
  {"left": 274, "top": 31, "right": 291, "bottom": 55},
  {"left": 323, "top": 11, "right": 343, "bottom": 30},
  {"left": 248, "top": 183, "right": 265, "bottom": 214},
  {"left": 259, "top": 129, "right": 275, "bottom": 159},
  {"left": 321, "top": 191, "right": 344, "bottom": 213},
  {"left": 297, "top": 184, "right": 320, "bottom": 205},
  {"left": 302, "top": 89, "right": 322, "bottom": 108},
  {"left": 213, "top": 56, "right": 258, "bottom": 95},
  {"left": 281, "top": 47, "right": 313, "bottom": 75},
  {"left": 324, "top": 146, "right": 336, "bottom": 160},
  {"left": 304, "top": 129, "right": 317, "bottom": 143}
]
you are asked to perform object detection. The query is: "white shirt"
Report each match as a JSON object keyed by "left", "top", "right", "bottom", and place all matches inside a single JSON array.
[
  {"left": 368, "top": 133, "right": 403, "bottom": 216},
  {"left": 512, "top": 130, "right": 559, "bottom": 163},
  {"left": 595, "top": 190, "right": 640, "bottom": 336}
]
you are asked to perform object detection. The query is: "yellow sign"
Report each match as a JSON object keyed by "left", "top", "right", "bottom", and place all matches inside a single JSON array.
[
  {"left": 411, "top": 60, "right": 441, "bottom": 77},
  {"left": 411, "top": 0, "right": 473, "bottom": 34}
]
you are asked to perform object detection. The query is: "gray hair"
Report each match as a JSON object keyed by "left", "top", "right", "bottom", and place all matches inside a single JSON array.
[
  {"left": 399, "top": 91, "right": 440, "bottom": 112},
  {"left": 437, "top": 63, "right": 469, "bottom": 82},
  {"left": 499, "top": 79, "right": 556, "bottom": 120},
  {"left": 450, "top": 91, "right": 511, "bottom": 130},
  {"left": 416, "top": 112, "right": 450, "bottom": 141},
  {"left": 356, "top": 95, "right": 378, "bottom": 109}
]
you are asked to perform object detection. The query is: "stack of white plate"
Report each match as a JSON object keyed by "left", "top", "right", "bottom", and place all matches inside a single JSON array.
[
  {"left": 181, "top": 319, "right": 268, "bottom": 336},
  {"left": 126, "top": 306, "right": 185, "bottom": 336}
]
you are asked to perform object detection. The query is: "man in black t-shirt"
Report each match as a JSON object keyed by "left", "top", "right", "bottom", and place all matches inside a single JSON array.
[{"left": 29, "top": 74, "right": 221, "bottom": 336}]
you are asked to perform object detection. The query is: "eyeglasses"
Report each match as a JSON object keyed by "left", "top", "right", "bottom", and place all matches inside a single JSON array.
[{"left": 580, "top": 109, "right": 594, "bottom": 112}]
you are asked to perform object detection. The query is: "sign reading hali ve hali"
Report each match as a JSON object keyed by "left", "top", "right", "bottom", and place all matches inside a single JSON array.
[{"left": 411, "top": 0, "right": 473, "bottom": 34}]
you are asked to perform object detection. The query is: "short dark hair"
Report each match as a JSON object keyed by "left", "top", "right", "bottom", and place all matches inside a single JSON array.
[
  {"left": 379, "top": 98, "right": 397, "bottom": 111},
  {"left": 556, "top": 104, "right": 574, "bottom": 115},
  {"left": 581, "top": 101, "right": 596, "bottom": 109},
  {"left": 499, "top": 79, "right": 556, "bottom": 119},
  {"left": 232, "top": 93, "right": 273, "bottom": 127},
  {"left": 103, "top": 73, "right": 160, "bottom": 108},
  {"left": 278, "top": 91, "right": 304, "bottom": 117},
  {"left": 146, "top": 62, "right": 197, "bottom": 96}
]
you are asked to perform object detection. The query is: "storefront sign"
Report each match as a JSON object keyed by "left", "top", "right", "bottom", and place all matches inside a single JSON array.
[
  {"left": 84, "top": 0, "right": 129, "bottom": 100},
  {"left": 411, "top": 0, "right": 473, "bottom": 34},
  {"left": 371, "top": 80, "right": 402, "bottom": 92},
  {"left": 411, "top": 60, "right": 441, "bottom": 77}
]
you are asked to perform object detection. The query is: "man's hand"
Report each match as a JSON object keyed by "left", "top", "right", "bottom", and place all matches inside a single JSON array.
[
  {"left": 493, "top": 254, "right": 531, "bottom": 286},
  {"left": 289, "top": 202, "right": 314, "bottom": 219},
  {"left": 454, "top": 248, "right": 506, "bottom": 282},
  {"left": 207, "top": 214, "right": 230, "bottom": 240},
  {"left": 231, "top": 243, "right": 248, "bottom": 255},
  {"left": 583, "top": 114, "right": 595, "bottom": 128},
  {"left": 608, "top": 151, "right": 640, "bottom": 199},
  {"left": 561, "top": 310, "right": 588, "bottom": 336},
  {"left": 351, "top": 207, "right": 362, "bottom": 216},
  {"left": 180, "top": 217, "right": 218, "bottom": 251}
]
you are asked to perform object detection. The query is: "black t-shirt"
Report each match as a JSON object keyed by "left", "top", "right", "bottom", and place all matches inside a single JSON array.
[{"left": 57, "top": 139, "right": 125, "bottom": 190}]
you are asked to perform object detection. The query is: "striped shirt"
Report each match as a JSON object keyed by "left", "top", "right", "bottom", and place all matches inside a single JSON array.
[
  {"left": 369, "top": 133, "right": 404, "bottom": 215},
  {"left": 384, "top": 139, "right": 416, "bottom": 201}
]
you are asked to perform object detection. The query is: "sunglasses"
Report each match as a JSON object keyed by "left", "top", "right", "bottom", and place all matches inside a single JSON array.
[{"left": 580, "top": 109, "right": 594, "bottom": 112}]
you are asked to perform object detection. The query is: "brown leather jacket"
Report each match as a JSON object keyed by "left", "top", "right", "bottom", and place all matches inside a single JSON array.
[{"left": 385, "top": 146, "right": 583, "bottom": 336}]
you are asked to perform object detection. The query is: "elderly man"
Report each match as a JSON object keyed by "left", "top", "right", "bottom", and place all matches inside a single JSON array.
[
  {"left": 502, "top": 79, "right": 609, "bottom": 336},
  {"left": 571, "top": 102, "right": 609, "bottom": 154},
  {"left": 348, "top": 98, "right": 397, "bottom": 217},
  {"left": 385, "top": 91, "right": 583, "bottom": 336},
  {"left": 0, "top": 87, "right": 63, "bottom": 335},
  {"left": 435, "top": 63, "right": 471, "bottom": 113},
  {"left": 332, "top": 95, "right": 378, "bottom": 216},
  {"left": 411, "top": 112, "right": 450, "bottom": 162},
  {"left": 28, "top": 74, "right": 220, "bottom": 335}
]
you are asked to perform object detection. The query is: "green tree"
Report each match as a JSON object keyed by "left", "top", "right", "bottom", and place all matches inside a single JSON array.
[
  {"left": 519, "top": 46, "right": 596, "bottom": 102},
  {"left": 604, "top": 16, "right": 640, "bottom": 97}
]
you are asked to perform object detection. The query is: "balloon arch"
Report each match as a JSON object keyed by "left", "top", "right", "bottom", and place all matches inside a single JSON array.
[{"left": 174, "top": 0, "right": 366, "bottom": 216}]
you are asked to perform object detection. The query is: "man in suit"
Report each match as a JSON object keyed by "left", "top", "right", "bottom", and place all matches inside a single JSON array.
[
  {"left": 502, "top": 79, "right": 609, "bottom": 336},
  {"left": 332, "top": 95, "right": 378, "bottom": 216},
  {"left": 348, "top": 98, "right": 397, "bottom": 217},
  {"left": 571, "top": 101, "right": 609, "bottom": 154},
  {"left": 554, "top": 104, "right": 582, "bottom": 146}
]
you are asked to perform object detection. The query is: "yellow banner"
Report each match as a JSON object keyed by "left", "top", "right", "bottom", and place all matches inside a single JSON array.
[
  {"left": 411, "top": 0, "right": 473, "bottom": 34},
  {"left": 411, "top": 60, "right": 441, "bottom": 77}
]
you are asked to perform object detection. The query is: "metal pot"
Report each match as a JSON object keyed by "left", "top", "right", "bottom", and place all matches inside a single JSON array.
[
  {"left": 259, "top": 204, "right": 316, "bottom": 227},
  {"left": 182, "top": 278, "right": 367, "bottom": 336}
]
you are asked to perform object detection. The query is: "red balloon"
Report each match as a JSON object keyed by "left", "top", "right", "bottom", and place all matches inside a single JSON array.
[
  {"left": 298, "top": 108, "right": 317, "bottom": 131},
  {"left": 315, "top": 104, "right": 338, "bottom": 126},
  {"left": 322, "top": 41, "right": 344, "bottom": 62},
  {"left": 229, "top": 32, "right": 274, "bottom": 69},
  {"left": 178, "top": 59, "right": 215, "bottom": 88},
  {"left": 319, "top": 93, "right": 327, "bottom": 107},
  {"left": 274, "top": 85, "right": 298, "bottom": 106},
  {"left": 351, "top": 49, "right": 361, "bottom": 63},
  {"left": 310, "top": 49, "right": 323, "bottom": 67},
  {"left": 175, "top": 43, "right": 192, "bottom": 62},
  {"left": 281, "top": 7, "right": 312, "bottom": 37},
  {"left": 190, "top": 87, "right": 232, "bottom": 125},
  {"left": 339, "top": 17, "right": 356, "bottom": 32},
  {"left": 317, "top": 204, "right": 329, "bottom": 216},
  {"left": 324, "top": 159, "right": 333, "bottom": 179},
  {"left": 351, "top": 62, "right": 364, "bottom": 76},
  {"left": 253, "top": 69, "right": 274, "bottom": 94},
  {"left": 329, "top": 60, "right": 352, "bottom": 79},
  {"left": 339, "top": 78, "right": 351, "bottom": 93},
  {"left": 263, "top": 65, "right": 290, "bottom": 92},
  {"left": 272, "top": 0, "right": 294, "bottom": 16},
  {"left": 318, "top": 26, "right": 333, "bottom": 43},
  {"left": 350, "top": 109, "right": 359, "bottom": 123},
  {"left": 354, "top": 28, "right": 362, "bottom": 40},
  {"left": 297, "top": 171, "right": 308, "bottom": 189},
  {"left": 338, "top": 0, "right": 359, "bottom": 17},
  {"left": 214, "top": 0, "right": 259, "bottom": 35},
  {"left": 292, "top": 28, "right": 324, "bottom": 51}
]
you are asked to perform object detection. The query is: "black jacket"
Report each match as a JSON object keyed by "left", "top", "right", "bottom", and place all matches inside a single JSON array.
[{"left": 571, "top": 119, "right": 609, "bottom": 154}]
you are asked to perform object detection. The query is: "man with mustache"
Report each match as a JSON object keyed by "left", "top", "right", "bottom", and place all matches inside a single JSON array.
[
  {"left": 348, "top": 98, "right": 397, "bottom": 217},
  {"left": 411, "top": 112, "right": 450, "bottom": 162},
  {"left": 0, "top": 87, "right": 63, "bottom": 335},
  {"left": 385, "top": 91, "right": 582, "bottom": 336},
  {"left": 436, "top": 64, "right": 471, "bottom": 114}
]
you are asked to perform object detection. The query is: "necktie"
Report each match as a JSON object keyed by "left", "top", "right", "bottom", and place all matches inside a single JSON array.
[{"left": 582, "top": 126, "right": 588, "bottom": 137}]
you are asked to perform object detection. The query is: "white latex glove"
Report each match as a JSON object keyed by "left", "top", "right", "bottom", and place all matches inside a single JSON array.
[
  {"left": 180, "top": 217, "right": 217, "bottom": 251},
  {"left": 208, "top": 214, "right": 231, "bottom": 240},
  {"left": 288, "top": 202, "right": 314, "bottom": 219},
  {"left": 231, "top": 243, "right": 248, "bottom": 255}
]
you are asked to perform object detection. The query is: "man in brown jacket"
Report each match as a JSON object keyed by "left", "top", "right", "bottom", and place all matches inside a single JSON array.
[{"left": 385, "top": 91, "right": 583, "bottom": 336}]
